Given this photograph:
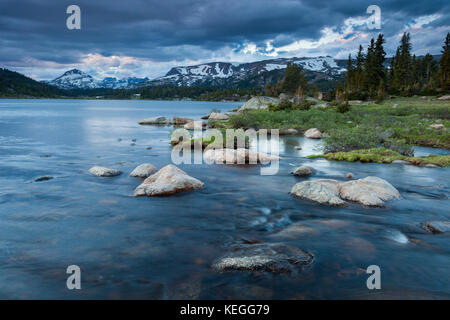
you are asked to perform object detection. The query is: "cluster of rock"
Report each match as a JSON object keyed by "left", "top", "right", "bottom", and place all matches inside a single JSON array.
[
  {"left": 290, "top": 176, "right": 401, "bottom": 207},
  {"left": 89, "top": 163, "right": 204, "bottom": 197},
  {"left": 203, "top": 148, "right": 280, "bottom": 164}
]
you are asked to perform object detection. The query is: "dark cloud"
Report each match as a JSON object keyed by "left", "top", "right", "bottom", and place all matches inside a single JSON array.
[{"left": 0, "top": 0, "right": 448, "bottom": 79}]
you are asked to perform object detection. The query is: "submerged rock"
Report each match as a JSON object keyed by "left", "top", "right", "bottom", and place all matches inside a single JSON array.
[
  {"left": 290, "top": 179, "right": 345, "bottom": 206},
  {"left": 237, "top": 96, "right": 280, "bottom": 112},
  {"left": 292, "top": 166, "right": 314, "bottom": 177},
  {"left": 130, "top": 163, "right": 157, "bottom": 178},
  {"left": 138, "top": 116, "right": 168, "bottom": 125},
  {"left": 338, "top": 176, "right": 401, "bottom": 207},
  {"left": 212, "top": 243, "right": 314, "bottom": 273},
  {"left": 134, "top": 164, "right": 204, "bottom": 196},
  {"left": 291, "top": 176, "right": 400, "bottom": 207},
  {"left": 34, "top": 176, "right": 54, "bottom": 182},
  {"left": 208, "top": 112, "right": 229, "bottom": 120},
  {"left": 304, "top": 128, "right": 322, "bottom": 139},
  {"left": 89, "top": 166, "right": 122, "bottom": 177},
  {"left": 421, "top": 221, "right": 450, "bottom": 234}
]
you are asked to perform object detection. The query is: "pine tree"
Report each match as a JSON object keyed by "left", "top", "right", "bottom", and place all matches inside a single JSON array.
[
  {"left": 355, "top": 45, "right": 365, "bottom": 92},
  {"left": 392, "top": 33, "right": 412, "bottom": 94},
  {"left": 344, "top": 54, "right": 354, "bottom": 93},
  {"left": 440, "top": 33, "right": 450, "bottom": 91}
]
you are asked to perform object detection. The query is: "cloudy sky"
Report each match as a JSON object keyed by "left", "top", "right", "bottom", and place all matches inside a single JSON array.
[{"left": 1, "top": 0, "right": 449, "bottom": 80}]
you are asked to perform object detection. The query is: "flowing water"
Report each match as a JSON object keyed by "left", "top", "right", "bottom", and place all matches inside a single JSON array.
[{"left": 0, "top": 99, "right": 449, "bottom": 299}]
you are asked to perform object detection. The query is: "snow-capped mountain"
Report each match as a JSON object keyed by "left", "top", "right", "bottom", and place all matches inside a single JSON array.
[
  {"left": 46, "top": 69, "right": 149, "bottom": 89},
  {"left": 48, "top": 69, "right": 98, "bottom": 90},
  {"left": 148, "top": 56, "right": 347, "bottom": 87}
]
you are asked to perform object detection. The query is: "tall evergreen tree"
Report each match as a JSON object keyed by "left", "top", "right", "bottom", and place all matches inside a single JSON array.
[
  {"left": 392, "top": 32, "right": 412, "bottom": 94},
  {"left": 440, "top": 33, "right": 450, "bottom": 91}
]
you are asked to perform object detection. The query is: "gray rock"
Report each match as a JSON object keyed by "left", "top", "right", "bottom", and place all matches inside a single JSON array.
[
  {"left": 292, "top": 166, "right": 314, "bottom": 177},
  {"left": 424, "top": 164, "right": 439, "bottom": 168},
  {"left": 279, "top": 93, "right": 290, "bottom": 101},
  {"left": 208, "top": 112, "right": 229, "bottom": 120},
  {"left": 134, "top": 164, "right": 204, "bottom": 196},
  {"left": 286, "top": 128, "right": 298, "bottom": 135},
  {"left": 212, "top": 243, "right": 314, "bottom": 273},
  {"left": 338, "top": 176, "right": 400, "bottom": 207},
  {"left": 291, "top": 179, "right": 345, "bottom": 206},
  {"left": 184, "top": 120, "right": 207, "bottom": 130},
  {"left": 138, "top": 116, "right": 168, "bottom": 125},
  {"left": 237, "top": 96, "right": 280, "bottom": 112},
  {"left": 421, "top": 221, "right": 450, "bottom": 234},
  {"left": 345, "top": 172, "right": 353, "bottom": 179},
  {"left": 130, "top": 163, "right": 157, "bottom": 178},
  {"left": 294, "top": 146, "right": 302, "bottom": 150},
  {"left": 291, "top": 176, "right": 400, "bottom": 207},
  {"left": 437, "top": 95, "right": 450, "bottom": 100},
  {"left": 89, "top": 166, "right": 122, "bottom": 177},
  {"left": 304, "top": 128, "right": 322, "bottom": 139}
]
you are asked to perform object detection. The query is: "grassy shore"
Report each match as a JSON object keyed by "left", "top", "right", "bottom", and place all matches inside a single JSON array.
[
  {"left": 223, "top": 97, "right": 450, "bottom": 150},
  {"left": 308, "top": 148, "right": 450, "bottom": 167}
]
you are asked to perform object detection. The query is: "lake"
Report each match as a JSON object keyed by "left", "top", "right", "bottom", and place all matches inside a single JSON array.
[{"left": 0, "top": 99, "right": 449, "bottom": 299}]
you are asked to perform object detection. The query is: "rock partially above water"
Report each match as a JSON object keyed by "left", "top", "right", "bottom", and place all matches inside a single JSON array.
[
  {"left": 173, "top": 117, "right": 192, "bottom": 125},
  {"left": 34, "top": 176, "right": 54, "bottom": 182},
  {"left": 138, "top": 116, "right": 168, "bottom": 125},
  {"left": 130, "top": 163, "right": 157, "bottom": 178},
  {"left": 89, "top": 166, "right": 122, "bottom": 177},
  {"left": 208, "top": 112, "right": 229, "bottom": 120},
  {"left": 422, "top": 221, "right": 450, "bottom": 234},
  {"left": 290, "top": 179, "right": 345, "bottom": 206},
  {"left": 291, "top": 176, "right": 400, "bottom": 207},
  {"left": 292, "top": 166, "right": 314, "bottom": 177},
  {"left": 134, "top": 164, "right": 204, "bottom": 196},
  {"left": 184, "top": 120, "right": 207, "bottom": 130},
  {"left": 338, "top": 176, "right": 401, "bottom": 207},
  {"left": 304, "top": 128, "right": 322, "bottom": 139},
  {"left": 345, "top": 172, "right": 353, "bottom": 179},
  {"left": 212, "top": 243, "right": 314, "bottom": 273}
]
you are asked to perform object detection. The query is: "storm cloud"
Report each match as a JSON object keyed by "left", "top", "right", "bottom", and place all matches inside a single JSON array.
[{"left": 1, "top": 0, "right": 449, "bottom": 80}]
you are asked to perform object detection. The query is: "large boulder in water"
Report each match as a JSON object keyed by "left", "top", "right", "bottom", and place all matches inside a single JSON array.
[
  {"left": 184, "top": 120, "right": 207, "bottom": 130},
  {"left": 130, "top": 163, "right": 157, "bottom": 178},
  {"left": 134, "top": 164, "right": 204, "bottom": 196},
  {"left": 338, "top": 176, "right": 400, "bottom": 207},
  {"left": 89, "top": 166, "right": 122, "bottom": 177},
  {"left": 212, "top": 243, "right": 314, "bottom": 273},
  {"left": 290, "top": 179, "right": 345, "bottom": 206},
  {"left": 304, "top": 128, "right": 322, "bottom": 139},
  {"left": 290, "top": 176, "right": 400, "bottom": 207},
  {"left": 237, "top": 96, "right": 280, "bottom": 112}
]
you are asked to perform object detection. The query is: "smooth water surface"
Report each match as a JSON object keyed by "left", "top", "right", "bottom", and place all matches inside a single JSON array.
[{"left": 0, "top": 99, "right": 449, "bottom": 299}]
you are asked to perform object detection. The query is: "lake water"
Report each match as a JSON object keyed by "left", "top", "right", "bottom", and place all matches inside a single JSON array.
[{"left": 0, "top": 99, "right": 449, "bottom": 299}]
